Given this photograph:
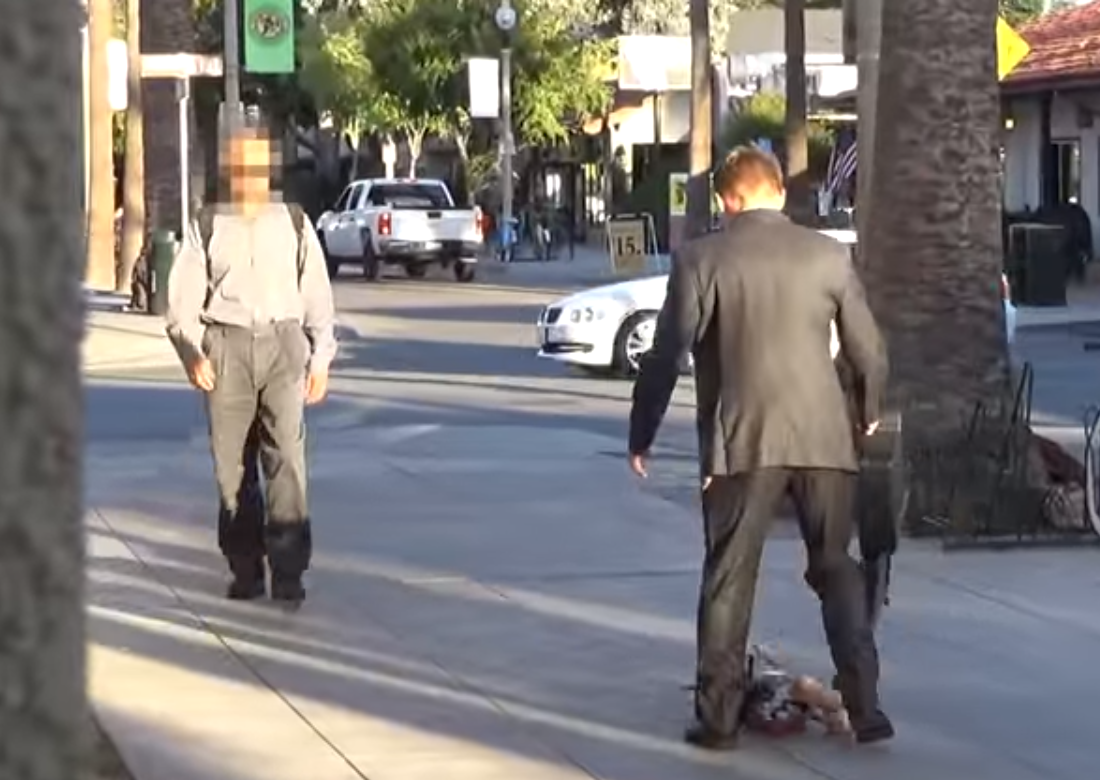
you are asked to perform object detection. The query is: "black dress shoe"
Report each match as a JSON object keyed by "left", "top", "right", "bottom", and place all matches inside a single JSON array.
[
  {"left": 271, "top": 575, "right": 306, "bottom": 607},
  {"left": 684, "top": 724, "right": 740, "bottom": 751},
  {"left": 853, "top": 710, "right": 895, "bottom": 744},
  {"left": 226, "top": 577, "right": 266, "bottom": 600},
  {"left": 225, "top": 556, "right": 266, "bottom": 600}
]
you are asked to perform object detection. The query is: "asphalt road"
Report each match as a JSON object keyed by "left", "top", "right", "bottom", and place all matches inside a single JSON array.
[{"left": 85, "top": 268, "right": 702, "bottom": 501}]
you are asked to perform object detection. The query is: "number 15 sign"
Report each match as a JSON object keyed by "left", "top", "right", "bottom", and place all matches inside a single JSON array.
[{"left": 606, "top": 214, "right": 656, "bottom": 275}]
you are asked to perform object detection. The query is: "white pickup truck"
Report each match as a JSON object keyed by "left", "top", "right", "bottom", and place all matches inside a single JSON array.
[{"left": 316, "top": 178, "right": 484, "bottom": 282}]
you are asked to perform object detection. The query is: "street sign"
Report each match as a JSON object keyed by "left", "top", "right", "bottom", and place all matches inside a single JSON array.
[
  {"left": 468, "top": 57, "right": 500, "bottom": 118},
  {"left": 107, "top": 39, "right": 127, "bottom": 111},
  {"left": 606, "top": 214, "right": 655, "bottom": 275},
  {"left": 669, "top": 173, "right": 688, "bottom": 217},
  {"left": 997, "top": 16, "right": 1031, "bottom": 81},
  {"left": 141, "top": 53, "right": 224, "bottom": 79}
]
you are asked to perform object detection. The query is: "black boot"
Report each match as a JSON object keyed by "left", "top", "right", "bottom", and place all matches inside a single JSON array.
[
  {"left": 226, "top": 556, "right": 266, "bottom": 600},
  {"left": 270, "top": 571, "right": 306, "bottom": 607},
  {"left": 683, "top": 723, "right": 740, "bottom": 751}
]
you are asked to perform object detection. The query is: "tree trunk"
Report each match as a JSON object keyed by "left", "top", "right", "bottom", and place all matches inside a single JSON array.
[
  {"left": 407, "top": 129, "right": 424, "bottom": 178},
  {"left": 87, "top": 0, "right": 117, "bottom": 288},
  {"left": 0, "top": 1, "right": 88, "bottom": 777},
  {"left": 862, "top": 0, "right": 1017, "bottom": 529},
  {"left": 784, "top": 0, "right": 811, "bottom": 224},
  {"left": 118, "top": 0, "right": 145, "bottom": 293},
  {"left": 686, "top": 0, "right": 712, "bottom": 237},
  {"left": 454, "top": 131, "right": 471, "bottom": 205},
  {"left": 141, "top": 0, "right": 193, "bottom": 235},
  {"left": 381, "top": 133, "right": 397, "bottom": 179}
]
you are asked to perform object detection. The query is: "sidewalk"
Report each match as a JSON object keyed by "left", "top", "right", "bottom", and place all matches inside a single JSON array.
[
  {"left": 478, "top": 242, "right": 668, "bottom": 293},
  {"left": 84, "top": 309, "right": 180, "bottom": 372},
  {"left": 85, "top": 412, "right": 1100, "bottom": 780},
  {"left": 1015, "top": 282, "right": 1100, "bottom": 328}
]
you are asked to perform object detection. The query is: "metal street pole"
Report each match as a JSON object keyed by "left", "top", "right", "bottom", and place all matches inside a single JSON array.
[
  {"left": 177, "top": 79, "right": 191, "bottom": 231},
  {"left": 223, "top": 0, "right": 242, "bottom": 129},
  {"left": 496, "top": 1, "right": 517, "bottom": 255},
  {"left": 501, "top": 47, "right": 514, "bottom": 241}
]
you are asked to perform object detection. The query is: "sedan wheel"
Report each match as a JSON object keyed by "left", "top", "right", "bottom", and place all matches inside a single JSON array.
[{"left": 613, "top": 312, "right": 657, "bottom": 377}]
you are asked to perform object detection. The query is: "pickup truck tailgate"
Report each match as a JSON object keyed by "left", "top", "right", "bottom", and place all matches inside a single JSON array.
[{"left": 388, "top": 209, "right": 480, "bottom": 243}]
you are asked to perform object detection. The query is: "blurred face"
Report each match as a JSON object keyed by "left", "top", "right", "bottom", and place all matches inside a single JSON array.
[{"left": 224, "top": 135, "right": 272, "bottom": 206}]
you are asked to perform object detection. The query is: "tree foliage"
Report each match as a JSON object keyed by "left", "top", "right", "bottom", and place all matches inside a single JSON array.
[
  {"left": 298, "top": 0, "right": 613, "bottom": 151},
  {"left": 998, "top": 0, "right": 1044, "bottom": 27},
  {"left": 721, "top": 91, "right": 833, "bottom": 178}
]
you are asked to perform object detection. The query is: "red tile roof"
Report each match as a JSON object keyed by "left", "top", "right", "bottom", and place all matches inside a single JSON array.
[{"left": 1006, "top": 2, "right": 1100, "bottom": 87}]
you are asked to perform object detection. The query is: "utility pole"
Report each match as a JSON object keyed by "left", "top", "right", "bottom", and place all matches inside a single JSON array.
[
  {"left": 495, "top": 0, "right": 517, "bottom": 254},
  {"left": 686, "top": 0, "right": 712, "bottom": 238},
  {"left": 223, "top": 0, "right": 242, "bottom": 128},
  {"left": 855, "top": 0, "right": 882, "bottom": 251}
]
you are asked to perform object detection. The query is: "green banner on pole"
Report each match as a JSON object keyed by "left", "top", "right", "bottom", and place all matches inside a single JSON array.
[{"left": 243, "top": 0, "right": 295, "bottom": 74}]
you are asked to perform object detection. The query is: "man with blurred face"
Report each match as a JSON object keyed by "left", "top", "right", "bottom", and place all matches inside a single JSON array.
[
  {"left": 627, "top": 147, "right": 893, "bottom": 748},
  {"left": 166, "top": 125, "right": 336, "bottom": 607}
]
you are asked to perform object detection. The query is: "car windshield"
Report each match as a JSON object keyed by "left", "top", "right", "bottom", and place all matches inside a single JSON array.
[{"left": 367, "top": 184, "right": 450, "bottom": 208}]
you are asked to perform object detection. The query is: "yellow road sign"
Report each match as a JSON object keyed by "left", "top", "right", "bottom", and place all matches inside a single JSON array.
[{"left": 997, "top": 16, "right": 1031, "bottom": 81}]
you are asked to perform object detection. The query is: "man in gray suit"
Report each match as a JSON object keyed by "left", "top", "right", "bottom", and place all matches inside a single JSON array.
[{"left": 628, "top": 147, "right": 892, "bottom": 748}]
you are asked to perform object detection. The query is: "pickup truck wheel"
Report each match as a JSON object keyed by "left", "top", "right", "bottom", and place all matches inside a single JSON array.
[
  {"left": 362, "top": 246, "right": 381, "bottom": 282},
  {"left": 405, "top": 264, "right": 428, "bottom": 279},
  {"left": 454, "top": 262, "right": 476, "bottom": 283}
]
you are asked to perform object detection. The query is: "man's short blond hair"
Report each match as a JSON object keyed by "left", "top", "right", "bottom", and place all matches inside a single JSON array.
[{"left": 714, "top": 146, "right": 785, "bottom": 200}]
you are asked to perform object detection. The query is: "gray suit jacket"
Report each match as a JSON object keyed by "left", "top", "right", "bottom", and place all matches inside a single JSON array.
[{"left": 628, "top": 210, "right": 887, "bottom": 476}]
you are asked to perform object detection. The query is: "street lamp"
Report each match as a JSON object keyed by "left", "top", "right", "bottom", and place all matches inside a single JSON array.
[{"left": 495, "top": 0, "right": 517, "bottom": 251}]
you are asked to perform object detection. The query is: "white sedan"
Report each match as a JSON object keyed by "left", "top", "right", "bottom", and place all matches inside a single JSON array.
[{"left": 536, "top": 230, "right": 1018, "bottom": 377}]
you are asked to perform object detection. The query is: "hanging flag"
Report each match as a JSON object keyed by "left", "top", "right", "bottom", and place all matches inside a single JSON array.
[
  {"left": 825, "top": 133, "right": 858, "bottom": 199},
  {"left": 243, "top": 0, "right": 296, "bottom": 74}
]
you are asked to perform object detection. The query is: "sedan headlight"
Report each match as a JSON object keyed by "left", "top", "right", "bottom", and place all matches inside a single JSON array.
[{"left": 568, "top": 306, "right": 605, "bottom": 324}]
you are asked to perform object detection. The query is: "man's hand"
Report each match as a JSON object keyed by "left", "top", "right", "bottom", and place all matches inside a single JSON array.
[
  {"left": 305, "top": 370, "right": 329, "bottom": 406},
  {"left": 628, "top": 451, "right": 648, "bottom": 479},
  {"left": 188, "top": 357, "right": 216, "bottom": 392},
  {"left": 865, "top": 419, "right": 881, "bottom": 436}
]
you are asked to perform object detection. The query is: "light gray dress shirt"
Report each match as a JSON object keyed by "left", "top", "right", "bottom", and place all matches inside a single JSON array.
[{"left": 165, "top": 204, "right": 338, "bottom": 374}]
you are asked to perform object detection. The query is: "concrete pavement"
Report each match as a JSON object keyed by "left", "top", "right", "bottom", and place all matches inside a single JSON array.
[{"left": 83, "top": 277, "right": 1100, "bottom": 780}]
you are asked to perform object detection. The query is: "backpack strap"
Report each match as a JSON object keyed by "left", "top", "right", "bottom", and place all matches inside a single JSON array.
[
  {"left": 196, "top": 205, "right": 216, "bottom": 258},
  {"left": 287, "top": 203, "right": 306, "bottom": 281}
]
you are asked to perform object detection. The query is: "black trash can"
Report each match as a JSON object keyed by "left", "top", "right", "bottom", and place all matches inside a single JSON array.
[
  {"left": 148, "top": 230, "right": 177, "bottom": 316},
  {"left": 1007, "top": 223, "right": 1069, "bottom": 307}
]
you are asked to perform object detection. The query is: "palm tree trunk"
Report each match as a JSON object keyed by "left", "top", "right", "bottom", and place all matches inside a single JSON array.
[
  {"left": 118, "top": 0, "right": 145, "bottom": 293},
  {"left": 784, "top": 0, "right": 811, "bottom": 224},
  {"left": 862, "top": 0, "right": 1019, "bottom": 527},
  {"left": 87, "top": 0, "right": 117, "bottom": 288},
  {"left": 687, "top": 0, "right": 712, "bottom": 237},
  {"left": 0, "top": 1, "right": 87, "bottom": 777}
]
